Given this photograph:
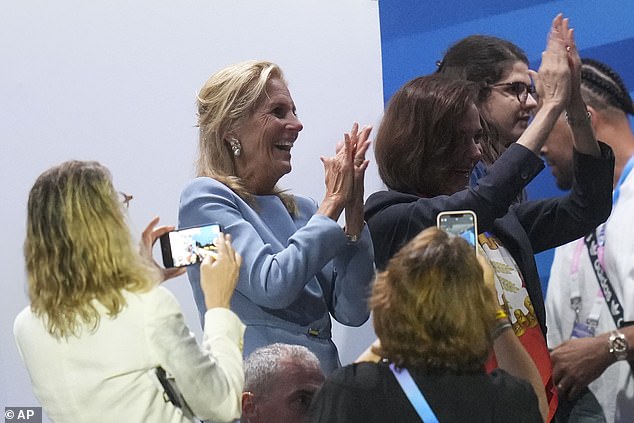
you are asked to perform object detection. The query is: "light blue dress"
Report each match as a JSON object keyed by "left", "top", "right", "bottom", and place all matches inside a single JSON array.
[{"left": 178, "top": 177, "right": 375, "bottom": 373}]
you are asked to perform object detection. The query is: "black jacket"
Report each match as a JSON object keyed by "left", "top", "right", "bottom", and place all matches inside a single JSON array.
[{"left": 364, "top": 142, "right": 614, "bottom": 334}]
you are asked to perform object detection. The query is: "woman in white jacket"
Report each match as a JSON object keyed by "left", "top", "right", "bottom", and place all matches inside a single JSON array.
[{"left": 14, "top": 160, "right": 244, "bottom": 423}]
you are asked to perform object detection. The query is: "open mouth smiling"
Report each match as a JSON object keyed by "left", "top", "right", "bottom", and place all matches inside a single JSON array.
[{"left": 275, "top": 141, "right": 294, "bottom": 152}]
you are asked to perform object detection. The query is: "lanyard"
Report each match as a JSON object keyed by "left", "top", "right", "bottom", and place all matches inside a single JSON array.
[
  {"left": 567, "top": 155, "right": 634, "bottom": 330},
  {"left": 569, "top": 239, "right": 603, "bottom": 329},
  {"left": 584, "top": 229, "right": 626, "bottom": 329},
  {"left": 570, "top": 154, "right": 634, "bottom": 330},
  {"left": 389, "top": 363, "right": 439, "bottom": 423},
  {"left": 613, "top": 154, "right": 634, "bottom": 205}
]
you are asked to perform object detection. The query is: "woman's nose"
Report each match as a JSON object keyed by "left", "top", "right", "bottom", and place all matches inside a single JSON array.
[
  {"left": 288, "top": 114, "right": 303, "bottom": 132},
  {"left": 470, "top": 141, "right": 483, "bottom": 162},
  {"left": 524, "top": 93, "right": 538, "bottom": 110}
]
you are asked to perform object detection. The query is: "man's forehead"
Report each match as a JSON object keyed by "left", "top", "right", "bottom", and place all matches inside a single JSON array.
[{"left": 274, "top": 358, "right": 324, "bottom": 386}]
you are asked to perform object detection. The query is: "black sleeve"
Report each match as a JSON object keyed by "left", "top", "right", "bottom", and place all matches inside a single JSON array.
[
  {"left": 490, "top": 369, "right": 543, "bottom": 423},
  {"left": 514, "top": 141, "right": 615, "bottom": 254}
]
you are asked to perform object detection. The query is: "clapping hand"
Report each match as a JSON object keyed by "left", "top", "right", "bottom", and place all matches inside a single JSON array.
[
  {"left": 533, "top": 14, "right": 571, "bottom": 113},
  {"left": 344, "top": 122, "right": 372, "bottom": 238},
  {"left": 347, "top": 122, "right": 372, "bottom": 193}
]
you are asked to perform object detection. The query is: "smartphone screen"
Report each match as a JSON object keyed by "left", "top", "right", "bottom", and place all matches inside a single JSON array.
[
  {"left": 437, "top": 210, "right": 478, "bottom": 254},
  {"left": 160, "top": 223, "right": 222, "bottom": 268}
]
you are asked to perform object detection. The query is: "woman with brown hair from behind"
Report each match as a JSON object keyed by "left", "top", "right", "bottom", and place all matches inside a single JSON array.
[{"left": 311, "top": 227, "right": 545, "bottom": 422}]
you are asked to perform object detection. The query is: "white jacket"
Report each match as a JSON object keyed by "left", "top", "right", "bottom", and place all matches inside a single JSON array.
[{"left": 14, "top": 287, "right": 245, "bottom": 423}]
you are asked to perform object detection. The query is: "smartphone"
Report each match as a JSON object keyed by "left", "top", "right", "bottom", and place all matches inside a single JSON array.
[
  {"left": 160, "top": 223, "right": 222, "bottom": 268},
  {"left": 436, "top": 210, "right": 478, "bottom": 254}
]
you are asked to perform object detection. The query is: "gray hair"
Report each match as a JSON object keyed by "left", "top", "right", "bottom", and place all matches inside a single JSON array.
[{"left": 244, "top": 343, "right": 321, "bottom": 396}]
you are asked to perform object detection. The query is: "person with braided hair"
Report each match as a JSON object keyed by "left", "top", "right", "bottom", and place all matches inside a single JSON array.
[{"left": 543, "top": 58, "right": 634, "bottom": 423}]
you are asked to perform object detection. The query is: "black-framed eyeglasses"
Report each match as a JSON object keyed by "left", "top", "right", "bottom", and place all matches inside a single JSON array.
[
  {"left": 119, "top": 191, "right": 133, "bottom": 209},
  {"left": 490, "top": 81, "right": 536, "bottom": 104}
]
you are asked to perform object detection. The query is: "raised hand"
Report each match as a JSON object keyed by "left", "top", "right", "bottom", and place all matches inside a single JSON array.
[
  {"left": 561, "top": 17, "right": 582, "bottom": 106},
  {"left": 345, "top": 122, "right": 372, "bottom": 238},
  {"left": 200, "top": 233, "right": 242, "bottom": 310},
  {"left": 558, "top": 14, "right": 601, "bottom": 156},
  {"left": 317, "top": 122, "right": 373, "bottom": 230},
  {"left": 317, "top": 126, "right": 356, "bottom": 221},
  {"left": 349, "top": 122, "right": 372, "bottom": 189},
  {"left": 534, "top": 14, "right": 571, "bottom": 113}
]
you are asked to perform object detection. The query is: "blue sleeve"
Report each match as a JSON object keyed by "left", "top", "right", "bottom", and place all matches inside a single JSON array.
[
  {"left": 179, "top": 178, "right": 374, "bottom": 321},
  {"left": 321, "top": 225, "right": 374, "bottom": 326}
]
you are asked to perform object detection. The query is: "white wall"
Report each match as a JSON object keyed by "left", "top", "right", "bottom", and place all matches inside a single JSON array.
[{"left": 0, "top": 1, "right": 384, "bottom": 419}]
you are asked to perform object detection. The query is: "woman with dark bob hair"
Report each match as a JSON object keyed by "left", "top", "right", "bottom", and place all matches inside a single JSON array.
[
  {"left": 14, "top": 160, "right": 245, "bottom": 423},
  {"left": 310, "top": 227, "right": 544, "bottom": 422},
  {"left": 364, "top": 15, "right": 614, "bottom": 421}
]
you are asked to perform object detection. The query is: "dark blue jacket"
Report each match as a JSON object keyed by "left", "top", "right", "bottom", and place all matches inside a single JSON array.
[{"left": 364, "top": 142, "right": 614, "bottom": 334}]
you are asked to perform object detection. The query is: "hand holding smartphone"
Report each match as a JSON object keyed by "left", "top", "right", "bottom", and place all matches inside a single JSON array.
[
  {"left": 160, "top": 223, "right": 223, "bottom": 268},
  {"left": 199, "top": 232, "right": 242, "bottom": 310},
  {"left": 437, "top": 210, "right": 478, "bottom": 255}
]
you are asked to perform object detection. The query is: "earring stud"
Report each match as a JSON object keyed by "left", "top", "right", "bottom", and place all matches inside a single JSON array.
[{"left": 228, "top": 137, "right": 242, "bottom": 157}]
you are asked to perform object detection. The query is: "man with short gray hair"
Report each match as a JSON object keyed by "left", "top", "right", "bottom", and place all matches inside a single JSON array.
[{"left": 240, "top": 343, "right": 324, "bottom": 423}]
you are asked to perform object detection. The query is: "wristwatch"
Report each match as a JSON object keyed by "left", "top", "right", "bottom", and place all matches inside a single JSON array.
[
  {"left": 345, "top": 231, "right": 360, "bottom": 245},
  {"left": 344, "top": 222, "right": 366, "bottom": 245},
  {"left": 608, "top": 330, "right": 629, "bottom": 361}
]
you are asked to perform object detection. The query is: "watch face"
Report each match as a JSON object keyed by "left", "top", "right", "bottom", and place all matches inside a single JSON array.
[
  {"left": 613, "top": 336, "right": 628, "bottom": 351},
  {"left": 609, "top": 332, "right": 629, "bottom": 360}
]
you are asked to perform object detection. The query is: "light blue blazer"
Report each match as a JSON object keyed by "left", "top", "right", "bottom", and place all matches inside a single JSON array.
[{"left": 179, "top": 178, "right": 375, "bottom": 373}]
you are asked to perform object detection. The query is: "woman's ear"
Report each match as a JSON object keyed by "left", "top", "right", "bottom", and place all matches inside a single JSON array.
[{"left": 225, "top": 135, "right": 242, "bottom": 157}]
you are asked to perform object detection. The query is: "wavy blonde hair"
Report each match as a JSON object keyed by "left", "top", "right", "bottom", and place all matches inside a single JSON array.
[
  {"left": 196, "top": 59, "right": 296, "bottom": 214},
  {"left": 372, "top": 227, "right": 497, "bottom": 371},
  {"left": 24, "top": 160, "right": 157, "bottom": 338}
]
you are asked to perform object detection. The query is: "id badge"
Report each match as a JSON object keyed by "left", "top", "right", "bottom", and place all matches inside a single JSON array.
[{"left": 570, "top": 321, "right": 596, "bottom": 339}]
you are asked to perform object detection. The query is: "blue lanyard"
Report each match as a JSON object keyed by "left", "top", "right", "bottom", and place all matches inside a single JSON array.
[
  {"left": 613, "top": 155, "right": 634, "bottom": 205},
  {"left": 389, "top": 363, "right": 439, "bottom": 422}
]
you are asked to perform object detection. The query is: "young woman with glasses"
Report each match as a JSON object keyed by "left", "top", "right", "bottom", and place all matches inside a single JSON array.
[{"left": 436, "top": 33, "right": 539, "bottom": 168}]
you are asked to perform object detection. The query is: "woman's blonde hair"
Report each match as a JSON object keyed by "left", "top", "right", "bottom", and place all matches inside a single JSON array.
[
  {"left": 196, "top": 59, "right": 296, "bottom": 214},
  {"left": 24, "top": 160, "right": 157, "bottom": 338},
  {"left": 371, "top": 227, "right": 497, "bottom": 371}
]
